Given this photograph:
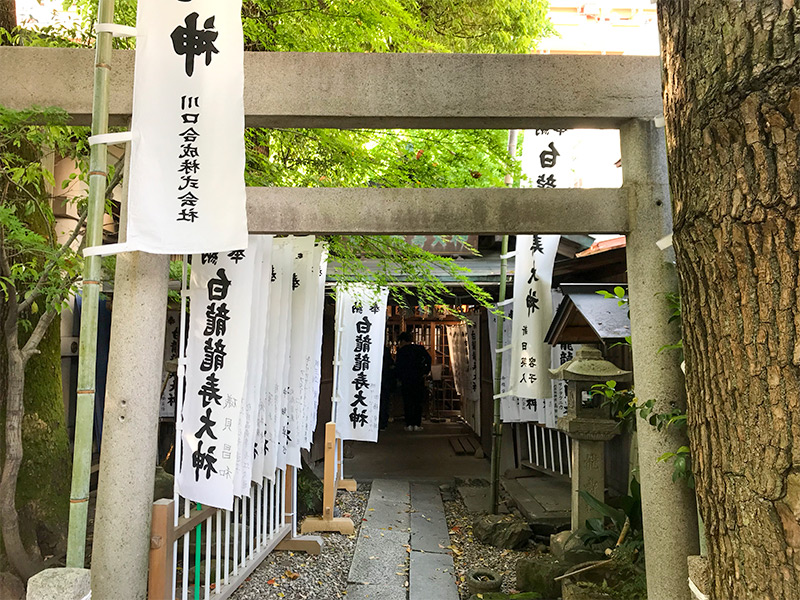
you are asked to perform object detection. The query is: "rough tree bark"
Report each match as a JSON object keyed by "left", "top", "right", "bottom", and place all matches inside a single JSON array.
[
  {"left": 659, "top": 1, "right": 800, "bottom": 597},
  {"left": 0, "top": 0, "right": 15, "bottom": 36}
]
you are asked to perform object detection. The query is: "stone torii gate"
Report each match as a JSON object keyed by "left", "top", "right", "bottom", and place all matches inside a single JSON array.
[{"left": 1, "top": 47, "right": 699, "bottom": 599}]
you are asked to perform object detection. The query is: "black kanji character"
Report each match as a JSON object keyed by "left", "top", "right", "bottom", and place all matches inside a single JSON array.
[
  {"left": 349, "top": 407, "right": 368, "bottom": 428},
  {"left": 526, "top": 289, "right": 539, "bottom": 317},
  {"left": 176, "top": 208, "right": 199, "bottom": 222},
  {"left": 351, "top": 303, "right": 363, "bottom": 314},
  {"left": 528, "top": 266, "right": 539, "bottom": 284},
  {"left": 353, "top": 353, "right": 370, "bottom": 372},
  {"left": 352, "top": 372, "right": 369, "bottom": 391},
  {"left": 536, "top": 174, "right": 556, "bottom": 188},
  {"left": 351, "top": 390, "right": 367, "bottom": 407},
  {"left": 530, "top": 235, "right": 544, "bottom": 254},
  {"left": 355, "top": 316, "right": 372, "bottom": 334},
  {"left": 192, "top": 440, "right": 217, "bottom": 481},
  {"left": 200, "top": 337, "right": 226, "bottom": 372},
  {"left": 369, "top": 303, "right": 380, "bottom": 314},
  {"left": 198, "top": 372, "right": 222, "bottom": 407},
  {"left": 227, "top": 250, "right": 245, "bottom": 264},
  {"left": 539, "top": 142, "right": 560, "bottom": 169},
  {"left": 207, "top": 268, "right": 231, "bottom": 301},
  {"left": 201, "top": 253, "right": 218, "bottom": 265},
  {"left": 194, "top": 407, "right": 218, "bottom": 440},
  {"left": 354, "top": 334, "right": 371, "bottom": 353},
  {"left": 179, "top": 191, "right": 199, "bottom": 207},
  {"left": 171, "top": 13, "right": 219, "bottom": 77},
  {"left": 203, "top": 302, "right": 230, "bottom": 336},
  {"left": 292, "top": 273, "right": 300, "bottom": 290}
]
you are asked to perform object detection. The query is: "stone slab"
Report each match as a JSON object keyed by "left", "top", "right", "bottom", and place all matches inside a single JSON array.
[
  {"left": 457, "top": 485, "right": 492, "bottom": 514},
  {"left": 345, "top": 582, "right": 408, "bottom": 600},
  {"left": 410, "top": 482, "right": 451, "bottom": 554},
  {"left": 26, "top": 568, "right": 90, "bottom": 600},
  {"left": 361, "top": 479, "right": 411, "bottom": 532},
  {"left": 1, "top": 48, "right": 662, "bottom": 128},
  {"left": 516, "top": 476, "right": 573, "bottom": 513},
  {"left": 246, "top": 187, "right": 629, "bottom": 235},
  {"left": 503, "top": 478, "right": 570, "bottom": 525},
  {"left": 409, "top": 551, "right": 459, "bottom": 600},
  {"left": 348, "top": 529, "right": 410, "bottom": 585}
]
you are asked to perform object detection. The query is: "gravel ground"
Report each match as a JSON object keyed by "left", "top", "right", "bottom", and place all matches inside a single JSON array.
[
  {"left": 443, "top": 489, "right": 541, "bottom": 600},
  {"left": 230, "top": 482, "right": 371, "bottom": 600},
  {"left": 231, "top": 480, "right": 538, "bottom": 600}
]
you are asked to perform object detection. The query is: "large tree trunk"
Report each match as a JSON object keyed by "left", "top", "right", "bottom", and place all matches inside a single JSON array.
[
  {"left": 659, "top": 1, "right": 800, "bottom": 597},
  {"left": 0, "top": 0, "right": 15, "bottom": 36}
]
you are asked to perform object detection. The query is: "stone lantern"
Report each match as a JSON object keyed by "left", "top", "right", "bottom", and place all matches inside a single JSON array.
[{"left": 549, "top": 345, "right": 631, "bottom": 531}]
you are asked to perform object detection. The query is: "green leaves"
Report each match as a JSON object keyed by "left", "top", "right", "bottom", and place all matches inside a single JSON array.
[{"left": 658, "top": 446, "right": 694, "bottom": 489}]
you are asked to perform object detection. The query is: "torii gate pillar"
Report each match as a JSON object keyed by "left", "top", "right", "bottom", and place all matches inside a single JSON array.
[{"left": 621, "top": 119, "right": 699, "bottom": 600}]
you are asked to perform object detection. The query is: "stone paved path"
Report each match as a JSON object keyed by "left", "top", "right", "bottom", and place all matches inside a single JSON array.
[{"left": 346, "top": 479, "right": 459, "bottom": 600}]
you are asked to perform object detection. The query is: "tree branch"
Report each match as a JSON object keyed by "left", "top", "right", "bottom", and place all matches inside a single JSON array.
[
  {"left": 17, "top": 207, "right": 86, "bottom": 314},
  {"left": 21, "top": 308, "right": 56, "bottom": 362}
]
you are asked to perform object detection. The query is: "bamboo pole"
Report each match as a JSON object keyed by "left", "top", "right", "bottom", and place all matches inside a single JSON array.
[
  {"left": 66, "top": 0, "right": 116, "bottom": 567},
  {"left": 489, "top": 129, "right": 517, "bottom": 514}
]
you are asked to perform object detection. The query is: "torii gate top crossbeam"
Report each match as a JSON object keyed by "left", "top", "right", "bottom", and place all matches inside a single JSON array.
[{"left": 1, "top": 48, "right": 662, "bottom": 129}]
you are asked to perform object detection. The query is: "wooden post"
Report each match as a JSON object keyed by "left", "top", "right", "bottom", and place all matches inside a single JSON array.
[
  {"left": 300, "top": 422, "right": 354, "bottom": 534},
  {"left": 148, "top": 499, "right": 174, "bottom": 600},
  {"left": 336, "top": 436, "right": 357, "bottom": 492}
]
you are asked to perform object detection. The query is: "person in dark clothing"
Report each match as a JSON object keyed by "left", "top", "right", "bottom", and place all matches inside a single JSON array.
[
  {"left": 394, "top": 331, "right": 432, "bottom": 431},
  {"left": 379, "top": 345, "right": 395, "bottom": 431}
]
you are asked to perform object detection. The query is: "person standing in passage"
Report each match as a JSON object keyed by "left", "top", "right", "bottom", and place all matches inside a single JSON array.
[
  {"left": 379, "top": 344, "right": 395, "bottom": 431},
  {"left": 394, "top": 331, "right": 431, "bottom": 431}
]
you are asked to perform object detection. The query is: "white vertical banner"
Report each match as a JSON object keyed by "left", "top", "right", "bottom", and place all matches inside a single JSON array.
[
  {"left": 334, "top": 285, "right": 389, "bottom": 442},
  {"left": 305, "top": 245, "right": 329, "bottom": 449},
  {"left": 178, "top": 246, "right": 255, "bottom": 511},
  {"left": 487, "top": 303, "right": 518, "bottom": 423},
  {"left": 509, "top": 235, "right": 559, "bottom": 424},
  {"left": 159, "top": 310, "right": 181, "bottom": 419},
  {"left": 126, "top": 0, "right": 248, "bottom": 254},
  {"left": 264, "top": 238, "right": 294, "bottom": 478},
  {"left": 466, "top": 311, "right": 481, "bottom": 403},
  {"left": 446, "top": 323, "right": 470, "bottom": 398},
  {"left": 285, "top": 236, "right": 316, "bottom": 468},
  {"left": 247, "top": 236, "right": 273, "bottom": 486},
  {"left": 232, "top": 238, "right": 264, "bottom": 496}
]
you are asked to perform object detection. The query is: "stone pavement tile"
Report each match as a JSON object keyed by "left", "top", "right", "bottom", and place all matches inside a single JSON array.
[
  {"left": 345, "top": 582, "right": 408, "bottom": 600},
  {"left": 410, "top": 482, "right": 451, "bottom": 554},
  {"left": 409, "top": 550, "right": 459, "bottom": 600},
  {"left": 348, "top": 526, "right": 410, "bottom": 585},
  {"left": 361, "top": 480, "right": 411, "bottom": 532}
]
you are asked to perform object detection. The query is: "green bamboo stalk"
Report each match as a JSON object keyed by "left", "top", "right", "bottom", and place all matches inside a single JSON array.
[
  {"left": 66, "top": 0, "right": 116, "bottom": 567},
  {"left": 489, "top": 234, "right": 509, "bottom": 514},
  {"left": 489, "top": 129, "right": 517, "bottom": 514}
]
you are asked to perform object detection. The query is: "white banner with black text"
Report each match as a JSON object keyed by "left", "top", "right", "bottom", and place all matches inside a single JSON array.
[
  {"left": 126, "top": 0, "right": 247, "bottom": 253},
  {"left": 334, "top": 285, "right": 389, "bottom": 442}
]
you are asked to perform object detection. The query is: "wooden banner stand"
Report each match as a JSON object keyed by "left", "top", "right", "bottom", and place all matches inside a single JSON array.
[
  {"left": 300, "top": 422, "right": 355, "bottom": 534},
  {"left": 337, "top": 437, "right": 357, "bottom": 492},
  {"left": 276, "top": 465, "right": 324, "bottom": 554}
]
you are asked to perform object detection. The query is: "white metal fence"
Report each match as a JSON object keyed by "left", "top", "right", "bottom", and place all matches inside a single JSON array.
[{"left": 517, "top": 423, "right": 572, "bottom": 477}]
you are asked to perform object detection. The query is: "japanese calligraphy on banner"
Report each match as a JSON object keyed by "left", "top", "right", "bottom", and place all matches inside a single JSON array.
[
  {"left": 466, "top": 311, "right": 481, "bottom": 403},
  {"left": 126, "top": 0, "right": 247, "bottom": 254},
  {"left": 334, "top": 285, "right": 389, "bottom": 443},
  {"left": 552, "top": 343, "right": 578, "bottom": 420},
  {"left": 178, "top": 244, "right": 255, "bottom": 511},
  {"left": 509, "top": 234, "right": 560, "bottom": 422},
  {"left": 304, "top": 245, "right": 329, "bottom": 450}
]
